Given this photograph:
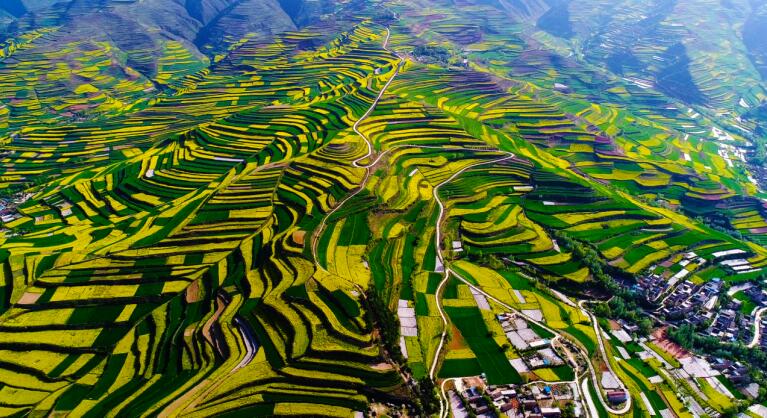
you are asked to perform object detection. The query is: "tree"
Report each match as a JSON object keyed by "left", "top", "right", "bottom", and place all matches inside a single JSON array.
[
  {"left": 668, "top": 324, "right": 696, "bottom": 349},
  {"left": 638, "top": 318, "right": 653, "bottom": 335},
  {"left": 364, "top": 286, "right": 404, "bottom": 363},
  {"left": 592, "top": 302, "right": 612, "bottom": 318},
  {"left": 562, "top": 402, "right": 576, "bottom": 418},
  {"left": 415, "top": 376, "right": 440, "bottom": 415}
]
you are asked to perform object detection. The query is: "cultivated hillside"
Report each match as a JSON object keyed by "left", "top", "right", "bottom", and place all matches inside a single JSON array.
[{"left": 0, "top": 0, "right": 766, "bottom": 416}]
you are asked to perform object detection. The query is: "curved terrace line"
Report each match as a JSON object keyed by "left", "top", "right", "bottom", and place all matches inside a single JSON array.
[{"left": 304, "top": 24, "right": 632, "bottom": 418}]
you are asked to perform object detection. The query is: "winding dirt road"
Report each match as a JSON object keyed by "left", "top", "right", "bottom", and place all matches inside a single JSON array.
[
  {"left": 304, "top": 24, "right": 632, "bottom": 418},
  {"left": 310, "top": 27, "right": 403, "bottom": 270}
]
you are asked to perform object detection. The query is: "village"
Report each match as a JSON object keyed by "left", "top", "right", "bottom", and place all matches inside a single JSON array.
[
  {"left": 442, "top": 312, "right": 629, "bottom": 418},
  {"left": 446, "top": 377, "right": 576, "bottom": 418},
  {"left": 441, "top": 314, "right": 762, "bottom": 418},
  {"left": 0, "top": 191, "right": 32, "bottom": 226},
  {"left": 635, "top": 249, "right": 767, "bottom": 351}
]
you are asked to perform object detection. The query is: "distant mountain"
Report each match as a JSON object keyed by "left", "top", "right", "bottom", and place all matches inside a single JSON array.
[
  {"left": 744, "top": 1, "right": 767, "bottom": 79},
  {"left": 1, "top": 0, "right": 337, "bottom": 55},
  {"left": 517, "top": 0, "right": 767, "bottom": 110},
  {"left": 0, "top": 0, "right": 331, "bottom": 133},
  {"left": 1, "top": 0, "right": 307, "bottom": 56},
  {"left": 490, "top": 0, "right": 546, "bottom": 17}
]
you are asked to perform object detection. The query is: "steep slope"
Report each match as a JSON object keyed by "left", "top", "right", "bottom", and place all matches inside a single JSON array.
[
  {"left": 185, "top": 0, "right": 239, "bottom": 24},
  {"left": 744, "top": 0, "right": 767, "bottom": 80},
  {"left": 496, "top": 0, "right": 551, "bottom": 19},
  {"left": 0, "top": 0, "right": 27, "bottom": 18},
  {"left": 0, "top": 10, "right": 14, "bottom": 32},
  {"left": 194, "top": 0, "right": 298, "bottom": 54}
]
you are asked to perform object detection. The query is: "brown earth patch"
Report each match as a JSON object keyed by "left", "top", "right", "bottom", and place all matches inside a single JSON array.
[
  {"left": 447, "top": 324, "right": 468, "bottom": 350},
  {"left": 17, "top": 292, "right": 42, "bottom": 305},
  {"left": 185, "top": 280, "right": 201, "bottom": 303},
  {"left": 292, "top": 230, "right": 306, "bottom": 246},
  {"left": 652, "top": 327, "right": 690, "bottom": 359}
]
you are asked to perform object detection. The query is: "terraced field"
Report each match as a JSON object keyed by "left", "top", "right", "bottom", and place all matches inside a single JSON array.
[
  {"left": 1, "top": 0, "right": 767, "bottom": 416},
  {"left": 0, "top": 18, "right": 409, "bottom": 417}
]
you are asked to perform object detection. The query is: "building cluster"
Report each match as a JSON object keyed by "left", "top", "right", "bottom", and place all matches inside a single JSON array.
[
  {"left": 710, "top": 358, "right": 751, "bottom": 388},
  {"left": 743, "top": 285, "right": 767, "bottom": 306},
  {"left": 722, "top": 285, "right": 767, "bottom": 349},
  {"left": 636, "top": 268, "right": 767, "bottom": 345},
  {"left": 707, "top": 304, "right": 743, "bottom": 342},
  {"left": 496, "top": 313, "right": 564, "bottom": 373},
  {"left": 627, "top": 255, "right": 767, "bottom": 407},
  {"left": 638, "top": 270, "right": 767, "bottom": 348},
  {"left": 0, "top": 193, "right": 32, "bottom": 224},
  {"left": 754, "top": 310, "right": 767, "bottom": 348},
  {"left": 638, "top": 249, "right": 764, "bottom": 309},
  {"left": 635, "top": 252, "right": 710, "bottom": 303},
  {"left": 449, "top": 377, "right": 576, "bottom": 418},
  {"left": 630, "top": 269, "right": 767, "bottom": 404},
  {"left": 655, "top": 277, "right": 723, "bottom": 323}
]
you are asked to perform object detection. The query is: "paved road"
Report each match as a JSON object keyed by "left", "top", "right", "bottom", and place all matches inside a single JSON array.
[
  {"left": 581, "top": 378, "right": 600, "bottom": 418},
  {"left": 428, "top": 152, "right": 517, "bottom": 376},
  {"left": 427, "top": 152, "right": 515, "bottom": 418},
  {"left": 749, "top": 306, "right": 767, "bottom": 348},
  {"left": 437, "top": 272, "right": 632, "bottom": 417},
  {"left": 578, "top": 300, "right": 632, "bottom": 415}
]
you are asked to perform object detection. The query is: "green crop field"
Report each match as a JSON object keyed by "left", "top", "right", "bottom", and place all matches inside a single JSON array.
[{"left": 445, "top": 306, "right": 522, "bottom": 384}]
